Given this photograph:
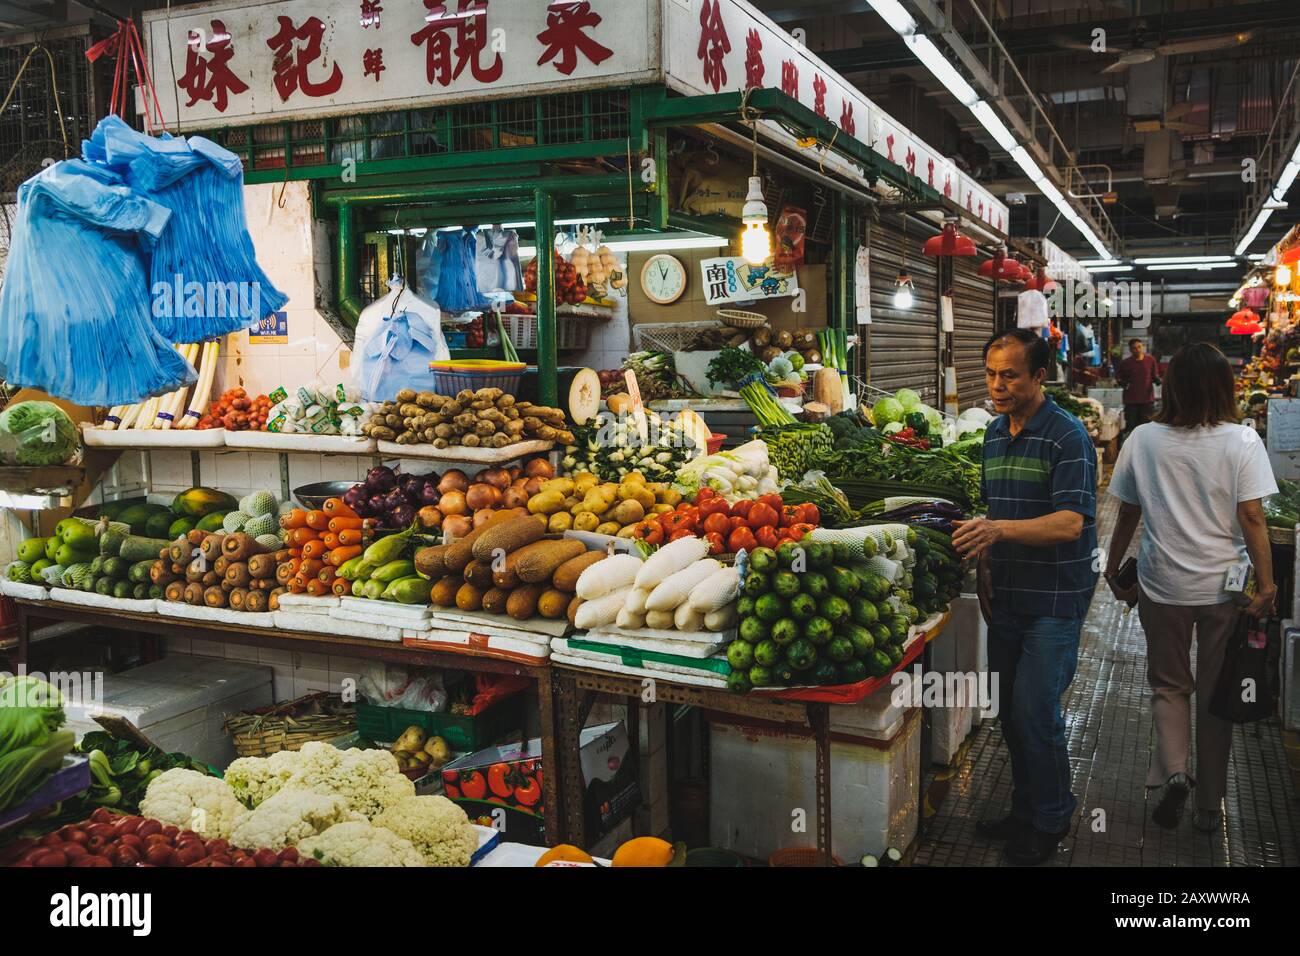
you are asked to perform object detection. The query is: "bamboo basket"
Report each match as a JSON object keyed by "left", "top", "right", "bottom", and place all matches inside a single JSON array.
[
  {"left": 224, "top": 692, "right": 356, "bottom": 758},
  {"left": 1268, "top": 525, "right": 1295, "bottom": 547}
]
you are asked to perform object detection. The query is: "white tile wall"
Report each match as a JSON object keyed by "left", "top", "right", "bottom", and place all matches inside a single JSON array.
[{"left": 157, "top": 638, "right": 371, "bottom": 704}]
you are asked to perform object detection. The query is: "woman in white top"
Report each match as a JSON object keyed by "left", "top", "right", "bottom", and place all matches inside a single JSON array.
[{"left": 1104, "top": 343, "right": 1277, "bottom": 833}]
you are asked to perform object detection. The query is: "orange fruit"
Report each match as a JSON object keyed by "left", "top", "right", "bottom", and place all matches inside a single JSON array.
[
  {"left": 610, "top": 836, "right": 676, "bottom": 868},
  {"left": 535, "top": 844, "right": 594, "bottom": 867}
]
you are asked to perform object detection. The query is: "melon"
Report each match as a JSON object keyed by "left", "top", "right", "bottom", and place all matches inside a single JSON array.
[{"left": 568, "top": 368, "right": 601, "bottom": 426}]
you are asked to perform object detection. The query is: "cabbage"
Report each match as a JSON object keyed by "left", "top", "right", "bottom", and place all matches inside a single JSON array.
[
  {"left": 959, "top": 406, "right": 993, "bottom": 425},
  {"left": 916, "top": 403, "right": 943, "bottom": 429},
  {"left": 872, "top": 396, "right": 906, "bottom": 426},
  {"left": 894, "top": 388, "right": 921, "bottom": 410},
  {"left": 0, "top": 401, "right": 79, "bottom": 466},
  {"left": 881, "top": 421, "right": 905, "bottom": 435}
]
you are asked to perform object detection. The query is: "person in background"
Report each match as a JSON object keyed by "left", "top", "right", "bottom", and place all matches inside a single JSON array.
[
  {"left": 952, "top": 329, "right": 1098, "bottom": 865},
  {"left": 1116, "top": 338, "right": 1161, "bottom": 437},
  {"left": 1104, "top": 343, "right": 1277, "bottom": 833}
]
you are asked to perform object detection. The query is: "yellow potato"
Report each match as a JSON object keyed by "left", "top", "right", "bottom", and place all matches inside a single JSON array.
[
  {"left": 623, "top": 471, "right": 646, "bottom": 485},
  {"left": 573, "top": 473, "right": 600, "bottom": 495},
  {"left": 573, "top": 512, "right": 601, "bottom": 532},
  {"left": 548, "top": 511, "right": 573, "bottom": 533},
  {"left": 527, "top": 490, "right": 567, "bottom": 515},
  {"left": 616, "top": 524, "right": 641, "bottom": 538},
  {"left": 595, "top": 521, "right": 622, "bottom": 536},
  {"left": 651, "top": 503, "right": 675, "bottom": 515},
  {"left": 657, "top": 487, "right": 683, "bottom": 506},
  {"left": 540, "top": 477, "right": 575, "bottom": 497}
]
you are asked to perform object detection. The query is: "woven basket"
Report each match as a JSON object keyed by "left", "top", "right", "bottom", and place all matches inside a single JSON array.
[
  {"left": 632, "top": 320, "right": 721, "bottom": 353},
  {"left": 224, "top": 692, "right": 356, "bottom": 758},
  {"left": 717, "top": 308, "right": 766, "bottom": 329},
  {"left": 1268, "top": 525, "right": 1295, "bottom": 547}
]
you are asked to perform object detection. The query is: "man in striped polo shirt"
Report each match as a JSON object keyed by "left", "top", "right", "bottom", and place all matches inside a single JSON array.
[{"left": 951, "top": 329, "right": 1098, "bottom": 865}]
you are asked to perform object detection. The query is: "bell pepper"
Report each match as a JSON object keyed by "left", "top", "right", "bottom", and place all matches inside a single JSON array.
[
  {"left": 795, "top": 503, "right": 821, "bottom": 526},
  {"left": 780, "top": 505, "right": 801, "bottom": 528},
  {"left": 705, "top": 531, "right": 725, "bottom": 555},
  {"left": 728, "top": 526, "right": 757, "bottom": 553},
  {"left": 748, "top": 502, "right": 780, "bottom": 529},
  {"left": 632, "top": 521, "right": 664, "bottom": 545},
  {"left": 699, "top": 497, "right": 730, "bottom": 519},
  {"left": 730, "top": 499, "right": 754, "bottom": 519},
  {"left": 702, "top": 512, "right": 731, "bottom": 536},
  {"left": 755, "top": 524, "right": 781, "bottom": 549}
]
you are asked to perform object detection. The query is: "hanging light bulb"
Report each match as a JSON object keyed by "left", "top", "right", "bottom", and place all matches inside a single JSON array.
[
  {"left": 894, "top": 270, "right": 915, "bottom": 309},
  {"left": 1277, "top": 264, "right": 1292, "bottom": 287},
  {"left": 740, "top": 175, "right": 771, "bottom": 265}
]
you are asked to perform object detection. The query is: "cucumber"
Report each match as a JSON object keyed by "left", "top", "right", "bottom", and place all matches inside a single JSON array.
[
  {"left": 94, "top": 577, "right": 113, "bottom": 596},
  {"left": 148, "top": 584, "right": 163, "bottom": 600},
  {"left": 89, "top": 555, "right": 105, "bottom": 575},
  {"left": 132, "top": 582, "right": 150, "bottom": 600},
  {"left": 112, "top": 579, "right": 134, "bottom": 599},
  {"left": 101, "top": 556, "right": 128, "bottom": 580},
  {"left": 128, "top": 560, "right": 154, "bottom": 584}
]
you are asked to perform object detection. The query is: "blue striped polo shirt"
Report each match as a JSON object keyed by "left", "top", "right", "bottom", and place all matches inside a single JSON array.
[{"left": 981, "top": 395, "right": 1099, "bottom": 619}]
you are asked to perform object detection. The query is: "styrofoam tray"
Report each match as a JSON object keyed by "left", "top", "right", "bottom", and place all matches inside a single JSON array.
[
  {"left": 152, "top": 601, "right": 275, "bottom": 627},
  {"left": 551, "top": 640, "right": 729, "bottom": 689},
  {"left": 274, "top": 610, "right": 403, "bottom": 642},
  {"left": 277, "top": 594, "right": 340, "bottom": 612},
  {"left": 577, "top": 630, "right": 726, "bottom": 658},
  {"left": 82, "top": 425, "right": 226, "bottom": 448},
  {"left": 1, "top": 580, "right": 48, "bottom": 600},
  {"left": 333, "top": 606, "right": 435, "bottom": 630},
  {"left": 586, "top": 624, "right": 736, "bottom": 646},
  {"left": 49, "top": 588, "right": 156, "bottom": 614},
  {"left": 402, "top": 627, "right": 552, "bottom": 663},
  {"left": 376, "top": 439, "right": 553, "bottom": 463},
  {"left": 224, "top": 430, "right": 377, "bottom": 454},
  {"left": 337, "top": 596, "right": 430, "bottom": 620},
  {"left": 427, "top": 608, "right": 569, "bottom": 638}
]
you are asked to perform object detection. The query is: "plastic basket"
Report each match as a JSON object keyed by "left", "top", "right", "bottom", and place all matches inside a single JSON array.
[
  {"left": 633, "top": 321, "right": 722, "bottom": 353},
  {"left": 355, "top": 693, "right": 525, "bottom": 753},
  {"left": 498, "top": 313, "right": 591, "bottom": 352},
  {"left": 428, "top": 360, "right": 526, "bottom": 396},
  {"left": 767, "top": 847, "right": 843, "bottom": 867},
  {"left": 706, "top": 432, "right": 726, "bottom": 454}
]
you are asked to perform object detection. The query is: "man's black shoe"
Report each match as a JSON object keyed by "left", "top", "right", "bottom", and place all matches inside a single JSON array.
[
  {"left": 1151, "top": 773, "right": 1191, "bottom": 830},
  {"left": 974, "top": 815, "right": 1028, "bottom": 841},
  {"left": 1003, "top": 824, "right": 1070, "bottom": 865}
]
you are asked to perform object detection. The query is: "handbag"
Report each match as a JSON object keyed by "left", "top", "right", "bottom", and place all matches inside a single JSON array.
[{"left": 1208, "top": 613, "right": 1273, "bottom": 723}]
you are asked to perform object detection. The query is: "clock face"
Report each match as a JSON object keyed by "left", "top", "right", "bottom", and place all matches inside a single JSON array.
[{"left": 641, "top": 255, "right": 687, "bottom": 304}]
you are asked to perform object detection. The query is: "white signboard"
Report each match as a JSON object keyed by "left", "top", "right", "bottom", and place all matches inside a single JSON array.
[
  {"left": 661, "top": 0, "right": 1009, "bottom": 235},
  {"left": 854, "top": 244, "right": 871, "bottom": 325},
  {"left": 142, "top": 0, "right": 660, "bottom": 128},
  {"left": 701, "top": 256, "right": 799, "bottom": 305}
]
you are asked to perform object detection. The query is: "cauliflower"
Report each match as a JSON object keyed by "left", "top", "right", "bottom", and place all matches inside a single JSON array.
[
  {"left": 373, "top": 795, "right": 478, "bottom": 868},
  {"left": 224, "top": 748, "right": 307, "bottom": 808},
  {"left": 297, "top": 821, "right": 426, "bottom": 867},
  {"left": 277, "top": 743, "right": 414, "bottom": 820},
  {"left": 139, "top": 768, "right": 247, "bottom": 840},
  {"left": 229, "top": 789, "right": 361, "bottom": 850}
]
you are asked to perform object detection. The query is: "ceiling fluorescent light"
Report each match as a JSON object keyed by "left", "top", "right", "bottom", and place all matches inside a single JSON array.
[
  {"left": 1236, "top": 208, "right": 1273, "bottom": 256},
  {"left": 970, "top": 102, "right": 1017, "bottom": 152},
  {"left": 907, "top": 35, "right": 979, "bottom": 106},
  {"left": 1272, "top": 161, "right": 1300, "bottom": 202},
  {"left": 1146, "top": 262, "right": 1239, "bottom": 271},
  {"left": 517, "top": 235, "right": 729, "bottom": 258},
  {"left": 1009, "top": 145, "right": 1046, "bottom": 184},
  {"left": 1080, "top": 259, "right": 1122, "bottom": 267},
  {"left": 500, "top": 217, "right": 611, "bottom": 229},
  {"left": 1087, "top": 265, "right": 1134, "bottom": 273},
  {"left": 1132, "top": 255, "right": 1236, "bottom": 265},
  {"left": 867, "top": 0, "right": 918, "bottom": 37}
]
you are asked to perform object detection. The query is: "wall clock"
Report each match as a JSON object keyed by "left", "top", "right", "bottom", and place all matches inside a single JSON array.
[{"left": 640, "top": 254, "right": 688, "bottom": 305}]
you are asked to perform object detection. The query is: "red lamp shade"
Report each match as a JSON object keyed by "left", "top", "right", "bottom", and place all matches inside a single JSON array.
[
  {"left": 978, "top": 251, "right": 1025, "bottom": 281},
  {"left": 923, "top": 223, "right": 977, "bottom": 257},
  {"left": 1280, "top": 247, "right": 1300, "bottom": 266},
  {"left": 1024, "top": 268, "right": 1058, "bottom": 293},
  {"left": 1228, "top": 308, "right": 1259, "bottom": 327},
  {"left": 1231, "top": 320, "right": 1264, "bottom": 335}
]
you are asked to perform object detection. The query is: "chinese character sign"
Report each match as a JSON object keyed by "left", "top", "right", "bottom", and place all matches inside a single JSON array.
[
  {"left": 177, "top": 20, "right": 249, "bottom": 111},
  {"left": 700, "top": 257, "right": 800, "bottom": 306}
]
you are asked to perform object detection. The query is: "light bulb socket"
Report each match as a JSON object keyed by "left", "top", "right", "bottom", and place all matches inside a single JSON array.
[{"left": 742, "top": 175, "right": 769, "bottom": 224}]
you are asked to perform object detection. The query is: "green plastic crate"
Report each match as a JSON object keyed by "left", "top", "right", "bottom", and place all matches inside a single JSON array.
[{"left": 355, "top": 694, "right": 525, "bottom": 753}]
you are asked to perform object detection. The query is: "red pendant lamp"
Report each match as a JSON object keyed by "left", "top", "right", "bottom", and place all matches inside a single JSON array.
[
  {"left": 979, "top": 248, "right": 1025, "bottom": 282},
  {"left": 1280, "top": 246, "right": 1300, "bottom": 266},
  {"left": 922, "top": 222, "right": 977, "bottom": 257},
  {"left": 1227, "top": 308, "right": 1262, "bottom": 334},
  {"left": 1024, "top": 266, "right": 1058, "bottom": 293}
]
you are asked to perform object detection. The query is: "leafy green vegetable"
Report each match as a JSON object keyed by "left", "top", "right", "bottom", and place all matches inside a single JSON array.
[
  {"left": 706, "top": 346, "right": 766, "bottom": 389},
  {"left": 0, "top": 401, "right": 79, "bottom": 466}
]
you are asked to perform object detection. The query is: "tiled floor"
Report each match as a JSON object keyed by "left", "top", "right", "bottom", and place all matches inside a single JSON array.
[{"left": 915, "top": 494, "right": 1300, "bottom": 866}]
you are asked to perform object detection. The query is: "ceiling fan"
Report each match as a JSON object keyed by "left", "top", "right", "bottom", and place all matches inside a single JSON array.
[{"left": 1053, "top": 27, "right": 1254, "bottom": 74}]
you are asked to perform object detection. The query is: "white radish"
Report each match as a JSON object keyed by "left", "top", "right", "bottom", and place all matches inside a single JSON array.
[
  {"left": 688, "top": 566, "right": 740, "bottom": 612},
  {"left": 615, "top": 607, "right": 645, "bottom": 630},
  {"left": 673, "top": 601, "right": 705, "bottom": 632},
  {"left": 644, "top": 609, "right": 675, "bottom": 630},
  {"left": 623, "top": 586, "right": 650, "bottom": 615},
  {"left": 576, "top": 553, "right": 642, "bottom": 600},
  {"left": 633, "top": 536, "right": 709, "bottom": 590},
  {"left": 704, "top": 605, "right": 738, "bottom": 632},
  {"left": 574, "top": 586, "right": 632, "bottom": 629},
  {"left": 646, "top": 559, "right": 721, "bottom": 612}
]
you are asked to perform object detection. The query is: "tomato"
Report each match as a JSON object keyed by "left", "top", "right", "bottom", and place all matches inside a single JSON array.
[
  {"left": 173, "top": 844, "right": 205, "bottom": 867},
  {"left": 696, "top": 487, "right": 716, "bottom": 502},
  {"left": 514, "top": 776, "right": 542, "bottom": 807},
  {"left": 747, "top": 503, "right": 779, "bottom": 529},
  {"left": 701, "top": 512, "right": 730, "bottom": 536},
  {"left": 674, "top": 501, "right": 694, "bottom": 513},
  {"left": 780, "top": 505, "right": 801, "bottom": 528},
  {"left": 144, "top": 845, "right": 174, "bottom": 868},
  {"left": 135, "top": 819, "right": 162, "bottom": 838},
  {"left": 705, "top": 531, "right": 725, "bottom": 555},
  {"left": 698, "top": 497, "right": 730, "bottom": 518},
  {"left": 728, "top": 526, "right": 757, "bottom": 553},
  {"left": 755, "top": 524, "right": 781, "bottom": 549},
  {"left": 787, "top": 522, "right": 815, "bottom": 542},
  {"left": 728, "top": 515, "right": 748, "bottom": 532},
  {"left": 796, "top": 503, "right": 821, "bottom": 526},
  {"left": 460, "top": 770, "right": 488, "bottom": 801},
  {"left": 662, "top": 512, "right": 697, "bottom": 534},
  {"left": 667, "top": 528, "right": 695, "bottom": 541},
  {"left": 488, "top": 763, "right": 514, "bottom": 799},
  {"left": 756, "top": 493, "right": 784, "bottom": 514},
  {"left": 443, "top": 782, "right": 462, "bottom": 799},
  {"left": 278, "top": 847, "right": 300, "bottom": 864}
]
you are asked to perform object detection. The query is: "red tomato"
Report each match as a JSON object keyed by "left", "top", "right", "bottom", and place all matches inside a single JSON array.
[
  {"left": 632, "top": 521, "right": 664, "bottom": 545},
  {"left": 780, "top": 505, "right": 801, "bottom": 528},
  {"left": 675, "top": 501, "right": 693, "bottom": 513},
  {"left": 728, "top": 526, "right": 757, "bottom": 553},
  {"left": 728, "top": 515, "right": 747, "bottom": 532},
  {"left": 747, "top": 503, "right": 779, "bottom": 529},
  {"left": 705, "top": 531, "right": 725, "bottom": 555},
  {"left": 757, "top": 493, "right": 784, "bottom": 514},
  {"left": 796, "top": 503, "right": 821, "bottom": 526},
  {"left": 487, "top": 763, "right": 514, "bottom": 799},
  {"left": 702, "top": 512, "right": 730, "bottom": 536},
  {"left": 699, "top": 497, "right": 730, "bottom": 518},
  {"left": 787, "top": 522, "right": 815, "bottom": 541},
  {"left": 665, "top": 528, "right": 692, "bottom": 541},
  {"left": 696, "top": 487, "right": 716, "bottom": 502},
  {"left": 730, "top": 499, "right": 754, "bottom": 519},
  {"left": 144, "top": 845, "right": 174, "bottom": 868},
  {"left": 755, "top": 525, "right": 781, "bottom": 549},
  {"left": 460, "top": 770, "right": 488, "bottom": 800},
  {"left": 89, "top": 808, "right": 115, "bottom": 824}
]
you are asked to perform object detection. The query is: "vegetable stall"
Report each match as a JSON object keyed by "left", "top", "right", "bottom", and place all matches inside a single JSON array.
[{"left": 0, "top": 0, "right": 1008, "bottom": 868}]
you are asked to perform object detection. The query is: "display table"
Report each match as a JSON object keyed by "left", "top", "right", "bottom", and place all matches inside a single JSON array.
[
  {"left": 553, "top": 613, "right": 950, "bottom": 866},
  {"left": 10, "top": 599, "right": 563, "bottom": 844}
]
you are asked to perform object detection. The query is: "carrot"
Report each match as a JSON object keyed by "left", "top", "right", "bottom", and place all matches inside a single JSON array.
[
  {"left": 317, "top": 566, "right": 338, "bottom": 584},
  {"left": 332, "top": 578, "right": 351, "bottom": 596},
  {"left": 327, "top": 516, "right": 363, "bottom": 533},
  {"left": 299, "top": 558, "right": 325, "bottom": 577},
  {"left": 323, "top": 498, "right": 359, "bottom": 519},
  {"left": 322, "top": 532, "right": 340, "bottom": 551},
  {"left": 289, "top": 580, "right": 307, "bottom": 594},
  {"left": 280, "top": 508, "right": 308, "bottom": 530},
  {"left": 337, "top": 528, "right": 363, "bottom": 547},
  {"left": 288, "top": 547, "right": 302, "bottom": 559},
  {"left": 306, "top": 578, "right": 329, "bottom": 596},
  {"left": 325, "top": 545, "right": 363, "bottom": 566},
  {"left": 287, "top": 527, "right": 317, "bottom": 548},
  {"left": 302, "top": 539, "right": 328, "bottom": 560},
  {"left": 306, "top": 510, "right": 330, "bottom": 531}
]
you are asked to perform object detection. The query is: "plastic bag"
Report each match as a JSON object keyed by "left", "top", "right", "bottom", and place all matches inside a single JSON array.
[
  {"left": 351, "top": 277, "right": 449, "bottom": 402},
  {"left": 0, "top": 401, "right": 81, "bottom": 466},
  {"left": 358, "top": 664, "right": 447, "bottom": 713}
]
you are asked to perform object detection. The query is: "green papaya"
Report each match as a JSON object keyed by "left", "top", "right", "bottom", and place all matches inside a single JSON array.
[{"left": 172, "top": 487, "right": 239, "bottom": 519}]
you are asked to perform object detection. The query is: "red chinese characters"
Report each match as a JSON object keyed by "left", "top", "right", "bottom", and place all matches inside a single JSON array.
[
  {"left": 927, "top": 158, "right": 935, "bottom": 186},
  {"left": 697, "top": 0, "right": 730, "bottom": 93},
  {"left": 780, "top": 59, "right": 798, "bottom": 98},
  {"left": 360, "top": 0, "right": 382, "bottom": 29},
  {"left": 266, "top": 15, "right": 343, "bottom": 101},
  {"left": 839, "top": 99, "right": 854, "bottom": 135},
  {"left": 177, "top": 19, "right": 248, "bottom": 112},
  {"left": 885, "top": 132, "right": 895, "bottom": 163},
  {"left": 744, "top": 28, "right": 763, "bottom": 88},
  {"left": 905, "top": 147, "right": 916, "bottom": 175},
  {"left": 537, "top": 1, "right": 612, "bottom": 75},
  {"left": 363, "top": 47, "right": 385, "bottom": 81},
  {"left": 411, "top": 0, "right": 503, "bottom": 87},
  {"left": 812, "top": 73, "right": 827, "bottom": 117}
]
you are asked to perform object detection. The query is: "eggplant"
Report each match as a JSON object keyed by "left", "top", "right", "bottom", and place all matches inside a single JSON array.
[
  {"left": 389, "top": 503, "right": 416, "bottom": 528},
  {"left": 367, "top": 494, "right": 387, "bottom": 516},
  {"left": 382, "top": 487, "right": 408, "bottom": 512},
  {"left": 366, "top": 466, "right": 397, "bottom": 492},
  {"left": 419, "top": 482, "right": 441, "bottom": 506}
]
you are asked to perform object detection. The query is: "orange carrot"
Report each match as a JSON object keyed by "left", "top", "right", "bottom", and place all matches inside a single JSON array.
[
  {"left": 302, "top": 539, "right": 328, "bottom": 560},
  {"left": 325, "top": 545, "right": 362, "bottom": 566},
  {"left": 287, "top": 527, "right": 317, "bottom": 548},
  {"left": 327, "top": 516, "right": 363, "bottom": 533},
  {"left": 337, "top": 528, "right": 363, "bottom": 547},
  {"left": 322, "top": 532, "right": 340, "bottom": 551},
  {"left": 306, "top": 510, "right": 330, "bottom": 531},
  {"left": 306, "top": 578, "right": 329, "bottom": 596},
  {"left": 332, "top": 578, "right": 351, "bottom": 596},
  {"left": 299, "top": 558, "right": 325, "bottom": 577},
  {"left": 280, "top": 508, "right": 308, "bottom": 530},
  {"left": 324, "top": 498, "right": 359, "bottom": 519},
  {"left": 317, "top": 566, "right": 338, "bottom": 584}
]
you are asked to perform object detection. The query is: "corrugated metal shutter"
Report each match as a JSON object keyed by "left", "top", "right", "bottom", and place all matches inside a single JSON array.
[
  {"left": 950, "top": 251, "right": 995, "bottom": 409},
  {"left": 867, "top": 213, "right": 940, "bottom": 405}
]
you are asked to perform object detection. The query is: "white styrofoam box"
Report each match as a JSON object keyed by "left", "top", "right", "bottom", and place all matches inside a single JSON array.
[
  {"left": 709, "top": 709, "right": 921, "bottom": 862},
  {"left": 1283, "top": 625, "right": 1300, "bottom": 732},
  {"left": 931, "top": 704, "right": 974, "bottom": 767},
  {"left": 828, "top": 680, "right": 909, "bottom": 738},
  {"left": 63, "top": 655, "right": 273, "bottom": 768}
]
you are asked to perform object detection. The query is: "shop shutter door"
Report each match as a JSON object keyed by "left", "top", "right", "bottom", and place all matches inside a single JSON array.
[
  {"left": 951, "top": 251, "right": 995, "bottom": 409},
  {"left": 867, "top": 213, "right": 940, "bottom": 405}
]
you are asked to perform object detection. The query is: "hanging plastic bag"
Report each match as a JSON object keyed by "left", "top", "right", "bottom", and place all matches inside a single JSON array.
[
  {"left": 351, "top": 277, "right": 449, "bottom": 402},
  {"left": 475, "top": 227, "right": 522, "bottom": 295}
]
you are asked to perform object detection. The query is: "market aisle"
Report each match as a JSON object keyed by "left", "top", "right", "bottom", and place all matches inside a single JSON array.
[{"left": 915, "top": 493, "right": 1300, "bottom": 867}]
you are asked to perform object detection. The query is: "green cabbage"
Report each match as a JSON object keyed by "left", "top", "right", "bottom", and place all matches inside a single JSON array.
[
  {"left": 0, "top": 401, "right": 79, "bottom": 466},
  {"left": 894, "top": 388, "right": 921, "bottom": 411},
  {"left": 872, "top": 396, "right": 905, "bottom": 426}
]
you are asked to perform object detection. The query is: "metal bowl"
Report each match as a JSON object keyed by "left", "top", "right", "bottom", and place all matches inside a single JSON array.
[{"left": 293, "top": 480, "right": 355, "bottom": 511}]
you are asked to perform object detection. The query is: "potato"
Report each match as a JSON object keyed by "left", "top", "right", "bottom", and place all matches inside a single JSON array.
[
  {"left": 506, "top": 584, "right": 546, "bottom": 620},
  {"left": 611, "top": 499, "right": 645, "bottom": 526},
  {"left": 594, "top": 521, "right": 621, "bottom": 536},
  {"left": 548, "top": 511, "right": 573, "bottom": 533},
  {"left": 572, "top": 472, "right": 600, "bottom": 496},
  {"left": 566, "top": 594, "right": 585, "bottom": 626},
  {"left": 651, "top": 503, "right": 675, "bottom": 515},
  {"left": 540, "top": 477, "right": 575, "bottom": 497},
  {"left": 573, "top": 512, "right": 601, "bottom": 532},
  {"left": 537, "top": 588, "right": 569, "bottom": 620},
  {"left": 616, "top": 524, "right": 641, "bottom": 538},
  {"left": 527, "top": 490, "right": 566, "bottom": 515},
  {"left": 656, "top": 487, "right": 683, "bottom": 506}
]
